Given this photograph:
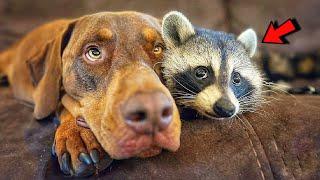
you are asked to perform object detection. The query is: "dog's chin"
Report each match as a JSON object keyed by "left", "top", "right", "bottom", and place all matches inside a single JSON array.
[
  {"left": 107, "top": 128, "right": 179, "bottom": 159},
  {"left": 137, "top": 146, "right": 162, "bottom": 158}
]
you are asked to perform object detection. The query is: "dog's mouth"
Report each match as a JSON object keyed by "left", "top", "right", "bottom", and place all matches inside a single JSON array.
[
  {"left": 77, "top": 117, "right": 178, "bottom": 159},
  {"left": 117, "top": 135, "right": 161, "bottom": 158},
  {"left": 115, "top": 128, "right": 178, "bottom": 159}
]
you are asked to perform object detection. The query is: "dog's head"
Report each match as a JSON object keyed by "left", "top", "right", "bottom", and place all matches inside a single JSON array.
[{"left": 31, "top": 12, "right": 181, "bottom": 159}]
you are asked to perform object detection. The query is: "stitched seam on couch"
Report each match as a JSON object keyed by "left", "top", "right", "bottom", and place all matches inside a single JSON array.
[{"left": 239, "top": 117, "right": 275, "bottom": 179}]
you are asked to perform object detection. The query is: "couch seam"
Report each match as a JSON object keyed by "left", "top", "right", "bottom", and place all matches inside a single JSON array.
[{"left": 239, "top": 117, "right": 275, "bottom": 179}]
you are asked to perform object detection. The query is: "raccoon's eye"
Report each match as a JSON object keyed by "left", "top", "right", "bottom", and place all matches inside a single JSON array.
[
  {"left": 195, "top": 66, "right": 209, "bottom": 80},
  {"left": 153, "top": 43, "right": 164, "bottom": 55},
  {"left": 232, "top": 72, "right": 242, "bottom": 85}
]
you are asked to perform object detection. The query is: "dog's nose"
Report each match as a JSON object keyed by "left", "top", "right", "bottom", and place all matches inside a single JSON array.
[
  {"left": 122, "top": 91, "right": 173, "bottom": 134},
  {"left": 213, "top": 98, "right": 236, "bottom": 118}
]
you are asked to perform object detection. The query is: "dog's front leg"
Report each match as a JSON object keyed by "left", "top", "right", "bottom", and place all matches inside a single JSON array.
[{"left": 52, "top": 108, "right": 113, "bottom": 177}]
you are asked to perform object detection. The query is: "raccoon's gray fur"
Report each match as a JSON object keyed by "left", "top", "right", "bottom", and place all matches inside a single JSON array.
[{"left": 161, "top": 11, "right": 263, "bottom": 119}]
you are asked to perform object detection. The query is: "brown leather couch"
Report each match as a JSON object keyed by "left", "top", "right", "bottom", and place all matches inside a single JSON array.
[
  {"left": 1, "top": 86, "right": 319, "bottom": 179},
  {"left": 0, "top": 1, "right": 319, "bottom": 179}
]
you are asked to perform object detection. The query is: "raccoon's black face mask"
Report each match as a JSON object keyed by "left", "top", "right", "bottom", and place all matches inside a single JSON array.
[{"left": 161, "top": 11, "right": 263, "bottom": 119}]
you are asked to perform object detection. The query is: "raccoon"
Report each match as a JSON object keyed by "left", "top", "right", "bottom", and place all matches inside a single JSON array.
[{"left": 161, "top": 11, "right": 263, "bottom": 119}]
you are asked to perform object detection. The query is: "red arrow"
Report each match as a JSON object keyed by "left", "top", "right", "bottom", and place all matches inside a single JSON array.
[{"left": 262, "top": 18, "right": 300, "bottom": 44}]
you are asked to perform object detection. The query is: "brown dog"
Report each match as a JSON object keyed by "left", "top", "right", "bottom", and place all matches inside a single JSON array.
[{"left": 0, "top": 12, "right": 181, "bottom": 176}]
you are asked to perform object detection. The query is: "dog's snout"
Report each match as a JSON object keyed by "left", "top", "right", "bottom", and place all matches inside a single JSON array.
[
  {"left": 213, "top": 98, "right": 236, "bottom": 118},
  {"left": 122, "top": 91, "right": 173, "bottom": 134}
]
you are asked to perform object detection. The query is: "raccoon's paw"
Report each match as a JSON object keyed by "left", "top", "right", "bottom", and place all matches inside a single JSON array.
[{"left": 52, "top": 115, "right": 113, "bottom": 177}]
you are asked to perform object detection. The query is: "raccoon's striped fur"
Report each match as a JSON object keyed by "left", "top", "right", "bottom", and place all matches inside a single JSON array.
[{"left": 161, "top": 11, "right": 264, "bottom": 119}]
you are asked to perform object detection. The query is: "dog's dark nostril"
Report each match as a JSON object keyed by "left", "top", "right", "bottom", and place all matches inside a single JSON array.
[
  {"left": 159, "top": 105, "right": 173, "bottom": 131},
  {"left": 126, "top": 110, "right": 147, "bottom": 122},
  {"left": 162, "top": 106, "right": 173, "bottom": 118}
]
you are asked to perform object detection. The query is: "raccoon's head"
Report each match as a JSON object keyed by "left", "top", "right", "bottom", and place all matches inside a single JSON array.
[{"left": 161, "top": 11, "right": 263, "bottom": 119}]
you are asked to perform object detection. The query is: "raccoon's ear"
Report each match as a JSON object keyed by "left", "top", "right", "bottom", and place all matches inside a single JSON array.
[
  {"left": 237, "top": 29, "right": 257, "bottom": 57},
  {"left": 162, "top": 11, "right": 195, "bottom": 48}
]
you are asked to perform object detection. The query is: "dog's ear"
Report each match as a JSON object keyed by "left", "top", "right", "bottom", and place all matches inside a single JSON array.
[{"left": 29, "top": 21, "right": 76, "bottom": 119}]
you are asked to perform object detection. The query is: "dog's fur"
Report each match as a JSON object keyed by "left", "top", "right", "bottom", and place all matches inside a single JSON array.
[{"left": 0, "top": 11, "right": 181, "bottom": 176}]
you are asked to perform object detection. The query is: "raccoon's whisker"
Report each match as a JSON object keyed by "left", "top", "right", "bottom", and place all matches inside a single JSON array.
[
  {"left": 262, "top": 82, "right": 290, "bottom": 93},
  {"left": 239, "top": 95, "right": 269, "bottom": 102},
  {"left": 171, "top": 93, "right": 195, "bottom": 97},
  {"left": 176, "top": 98, "right": 195, "bottom": 102},
  {"left": 253, "top": 109, "right": 268, "bottom": 116},
  {"left": 238, "top": 89, "right": 256, "bottom": 99},
  {"left": 239, "top": 98, "right": 266, "bottom": 105},
  {"left": 262, "top": 82, "right": 296, "bottom": 97},
  {"left": 239, "top": 108, "right": 258, "bottom": 113},
  {"left": 171, "top": 90, "right": 193, "bottom": 94},
  {"left": 238, "top": 98, "right": 260, "bottom": 104},
  {"left": 241, "top": 110, "right": 268, "bottom": 118},
  {"left": 174, "top": 96, "right": 195, "bottom": 100},
  {"left": 153, "top": 61, "right": 163, "bottom": 71},
  {"left": 260, "top": 89, "right": 285, "bottom": 96},
  {"left": 260, "top": 89, "right": 281, "bottom": 94},
  {"left": 172, "top": 92, "right": 196, "bottom": 99},
  {"left": 171, "top": 91, "right": 195, "bottom": 96},
  {"left": 201, "top": 112, "right": 217, "bottom": 120},
  {"left": 239, "top": 105, "right": 257, "bottom": 109},
  {"left": 262, "top": 96, "right": 281, "bottom": 102},
  {"left": 239, "top": 103, "right": 269, "bottom": 109},
  {"left": 177, "top": 99, "right": 195, "bottom": 106},
  {"left": 170, "top": 75, "right": 197, "bottom": 95},
  {"left": 262, "top": 81, "right": 289, "bottom": 87},
  {"left": 239, "top": 99, "right": 271, "bottom": 105},
  {"left": 239, "top": 102, "right": 269, "bottom": 112},
  {"left": 239, "top": 104, "right": 260, "bottom": 108},
  {"left": 240, "top": 111, "right": 265, "bottom": 116},
  {"left": 240, "top": 102, "right": 268, "bottom": 109}
]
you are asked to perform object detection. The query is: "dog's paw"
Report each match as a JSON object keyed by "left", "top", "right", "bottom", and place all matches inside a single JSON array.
[{"left": 52, "top": 115, "right": 113, "bottom": 177}]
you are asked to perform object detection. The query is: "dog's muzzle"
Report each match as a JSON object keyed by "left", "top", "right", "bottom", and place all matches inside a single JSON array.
[{"left": 121, "top": 91, "right": 173, "bottom": 135}]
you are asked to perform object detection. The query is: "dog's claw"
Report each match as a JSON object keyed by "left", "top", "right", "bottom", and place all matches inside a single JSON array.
[
  {"left": 55, "top": 111, "right": 113, "bottom": 176},
  {"left": 90, "top": 149, "right": 100, "bottom": 164},
  {"left": 61, "top": 153, "right": 72, "bottom": 175},
  {"left": 97, "top": 155, "right": 113, "bottom": 170},
  {"left": 79, "top": 152, "right": 93, "bottom": 165}
]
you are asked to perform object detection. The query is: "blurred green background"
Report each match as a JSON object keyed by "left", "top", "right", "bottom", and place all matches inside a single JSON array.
[{"left": 0, "top": 0, "right": 319, "bottom": 53}]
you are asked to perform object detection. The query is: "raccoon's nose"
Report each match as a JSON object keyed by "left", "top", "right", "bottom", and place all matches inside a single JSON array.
[{"left": 213, "top": 98, "right": 236, "bottom": 118}]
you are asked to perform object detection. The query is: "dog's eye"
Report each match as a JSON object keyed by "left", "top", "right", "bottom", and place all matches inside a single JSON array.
[
  {"left": 153, "top": 43, "right": 164, "bottom": 55},
  {"left": 195, "top": 66, "right": 209, "bottom": 80},
  {"left": 232, "top": 72, "right": 242, "bottom": 85},
  {"left": 85, "top": 46, "right": 102, "bottom": 61}
]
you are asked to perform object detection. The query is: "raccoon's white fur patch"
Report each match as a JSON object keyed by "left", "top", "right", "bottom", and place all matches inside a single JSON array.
[{"left": 237, "top": 29, "right": 257, "bottom": 57}]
